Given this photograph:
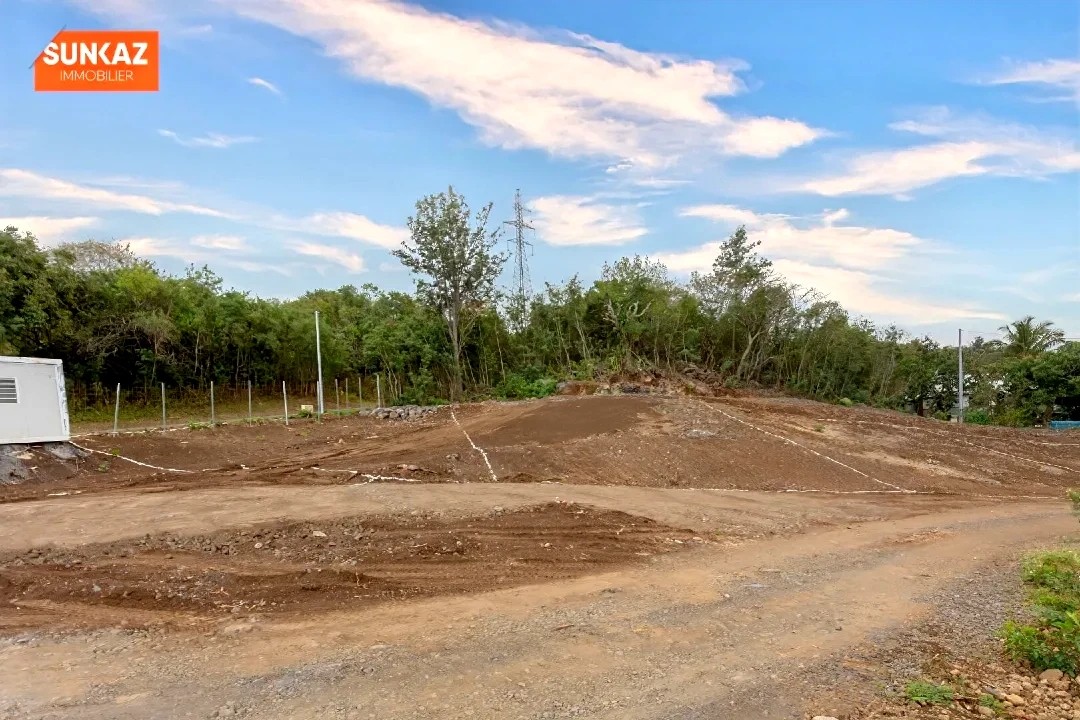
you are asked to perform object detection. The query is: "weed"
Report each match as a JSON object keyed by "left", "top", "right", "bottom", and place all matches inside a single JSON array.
[
  {"left": 187, "top": 421, "right": 211, "bottom": 431},
  {"left": 903, "top": 679, "right": 953, "bottom": 704},
  {"left": 1000, "top": 545, "right": 1080, "bottom": 674},
  {"left": 96, "top": 460, "right": 110, "bottom": 473},
  {"left": 813, "top": 424, "right": 825, "bottom": 432},
  {"left": 109, "top": 448, "right": 120, "bottom": 456},
  {"left": 296, "top": 409, "right": 314, "bottom": 419},
  {"left": 978, "top": 693, "right": 1003, "bottom": 711},
  {"left": 838, "top": 397, "right": 854, "bottom": 407}
]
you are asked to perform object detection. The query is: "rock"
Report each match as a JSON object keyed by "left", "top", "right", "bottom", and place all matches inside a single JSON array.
[
  {"left": 311, "top": 531, "right": 327, "bottom": 538},
  {"left": 1004, "top": 693, "right": 1025, "bottom": 706},
  {"left": 978, "top": 709, "right": 994, "bottom": 718},
  {"left": 812, "top": 716, "right": 840, "bottom": 720},
  {"left": 46, "top": 443, "right": 86, "bottom": 460},
  {"left": 1040, "top": 669, "right": 1064, "bottom": 683},
  {"left": 684, "top": 428, "right": 717, "bottom": 439}
]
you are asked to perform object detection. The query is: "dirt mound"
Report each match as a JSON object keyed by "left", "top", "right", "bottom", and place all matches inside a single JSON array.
[
  {"left": 4, "top": 393, "right": 1077, "bottom": 503},
  {"left": 0, "top": 502, "right": 698, "bottom": 632}
]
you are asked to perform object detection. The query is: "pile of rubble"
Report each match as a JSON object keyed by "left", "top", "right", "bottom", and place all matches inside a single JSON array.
[{"left": 368, "top": 405, "right": 442, "bottom": 421}]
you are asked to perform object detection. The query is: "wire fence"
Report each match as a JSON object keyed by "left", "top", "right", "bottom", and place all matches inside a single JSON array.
[{"left": 69, "top": 375, "right": 391, "bottom": 435}]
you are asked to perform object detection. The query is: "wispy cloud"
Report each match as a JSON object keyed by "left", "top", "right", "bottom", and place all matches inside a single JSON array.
[
  {"left": 289, "top": 241, "right": 366, "bottom": 273},
  {"left": 191, "top": 234, "right": 251, "bottom": 251},
  {"left": 799, "top": 108, "right": 1080, "bottom": 197},
  {"left": 0, "top": 169, "right": 408, "bottom": 248},
  {"left": 771, "top": 260, "right": 1005, "bottom": 324},
  {"left": 282, "top": 211, "right": 409, "bottom": 249},
  {"left": 0, "top": 168, "right": 231, "bottom": 218},
  {"left": 120, "top": 237, "right": 291, "bottom": 275},
  {"left": 659, "top": 203, "right": 1001, "bottom": 324},
  {"left": 982, "top": 58, "right": 1080, "bottom": 102},
  {"left": 529, "top": 195, "right": 647, "bottom": 246},
  {"left": 223, "top": 0, "right": 823, "bottom": 169},
  {"left": 158, "top": 129, "right": 259, "bottom": 149},
  {"left": 671, "top": 204, "right": 927, "bottom": 271},
  {"left": 0, "top": 216, "right": 99, "bottom": 246},
  {"left": 248, "top": 77, "right": 283, "bottom": 96}
]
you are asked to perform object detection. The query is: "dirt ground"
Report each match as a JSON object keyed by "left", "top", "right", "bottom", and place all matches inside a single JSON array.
[{"left": 1, "top": 392, "right": 1079, "bottom": 719}]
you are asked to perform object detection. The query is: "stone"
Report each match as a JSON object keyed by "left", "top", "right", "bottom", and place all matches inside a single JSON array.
[
  {"left": 311, "top": 531, "right": 327, "bottom": 538},
  {"left": 1040, "top": 669, "right": 1064, "bottom": 683},
  {"left": 1004, "top": 693, "right": 1025, "bottom": 706},
  {"left": 978, "top": 708, "right": 994, "bottom": 718},
  {"left": 812, "top": 717, "right": 840, "bottom": 720}
]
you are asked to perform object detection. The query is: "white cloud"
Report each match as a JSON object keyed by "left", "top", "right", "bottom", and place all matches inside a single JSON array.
[
  {"left": 801, "top": 109, "right": 1080, "bottom": 197},
  {"left": 675, "top": 204, "right": 926, "bottom": 270},
  {"left": 191, "top": 234, "right": 250, "bottom": 251},
  {"left": 529, "top": 195, "right": 647, "bottom": 246},
  {"left": 290, "top": 211, "right": 409, "bottom": 249},
  {"left": 0, "top": 168, "right": 230, "bottom": 218},
  {"left": 771, "top": 260, "right": 1005, "bottom": 324},
  {"left": 659, "top": 203, "right": 1002, "bottom": 324},
  {"left": 120, "top": 237, "right": 291, "bottom": 275},
  {"left": 158, "top": 129, "right": 258, "bottom": 149},
  {"left": 802, "top": 141, "right": 994, "bottom": 197},
  {"left": 983, "top": 58, "right": 1080, "bottom": 102},
  {"left": 222, "top": 0, "right": 822, "bottom": 168},
  {"left": 679, "top": 204, "right": 771, "bottom": 226},
  {"left": 248, "top": 77, "right": 283, "bottom": 96},
  {"left": 289, "top": 241, "right": 366, "bottom": 273},
  {"left": 122, "top": 237, "right": 205, "bottom": 263},
  {"left": 0, "top": 216, "right": 99, "bottom": 246},
  {"left": 227, "top": 260, "right": 292, "bottom": 275}
]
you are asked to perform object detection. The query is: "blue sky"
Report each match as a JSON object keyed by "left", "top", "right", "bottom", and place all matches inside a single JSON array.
[{"left": 1, "top": 0, "right": 1078, "bottom": 344}]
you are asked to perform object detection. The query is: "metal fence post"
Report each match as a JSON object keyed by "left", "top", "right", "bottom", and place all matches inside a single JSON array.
[
  {"left": 359, "top": 375, "right": 363, "bottom": 404},
  {"left": 210, "top": 381, "right": 216, "bottom": 426},
  {"left": 376, "top": 373, "right": 382, "bottom": 409},
  {"left": 248, "top": 380, "right": 253, "bottom": 423},
  {"left": 282, "top": 381, "right": 289, "bottom": 426},
  {"left": 335, "top": 378, "right": 340, "bottom": 414},
  {"left": 112, "top": 382, "right": 121, "bottom": 435},
  {"left": 345, "top": 377, "right": 350, "bottom": 411},
  {"left": 161, "top": 382, "right": 166, "bottom": 431}
]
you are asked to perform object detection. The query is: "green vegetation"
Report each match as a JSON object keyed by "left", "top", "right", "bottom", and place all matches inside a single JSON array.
[
  {"left": 1000, "top": 542, "right": 1080, "bottom": 675},
  {"left": 979, "top": 693, "right": 1004, "bottom": 711},
  {"left": 903, "top": 679, "right": 954, "bottom": 704},
  {"left": 2, "top": 196, "right": 1076, "bottom": 426}
]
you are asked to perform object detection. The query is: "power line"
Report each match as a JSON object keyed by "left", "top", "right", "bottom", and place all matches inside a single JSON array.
[{"left": 502, "top": 188, "right": 534, "bottom": 330}]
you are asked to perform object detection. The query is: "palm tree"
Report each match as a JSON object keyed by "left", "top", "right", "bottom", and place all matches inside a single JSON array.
[{"left": 999, "top": 316, "right": 1065, "bottom": 357}]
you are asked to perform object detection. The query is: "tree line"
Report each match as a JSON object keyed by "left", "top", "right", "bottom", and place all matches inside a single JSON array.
[{"left": 1, "top": 187, "right": 1076, "bottom": 426}]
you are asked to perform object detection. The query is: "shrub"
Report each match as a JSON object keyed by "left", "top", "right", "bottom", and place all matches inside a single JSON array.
[
  {"left": 494, "top": 373, "right": 558, "bottom": 400},
  {"left": 966, "top": 408, "right": 991, "bottom": 425},
  {"left": 1000, "top": 547, "right": 1080, "bottom": 674},
  {"left": 838, "top": 397, "right": 854, "bottom": 407},
  {"left": 903, "top": 680, "right": 954, "bottom": 704}
]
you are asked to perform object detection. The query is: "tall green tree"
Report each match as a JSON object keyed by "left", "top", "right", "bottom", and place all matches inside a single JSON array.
[
  {"left": 1000, "top": 316, "right": 1065, "bottom": 357},
  {"left": 393, "top": 187, "right": 506, "bottom": 399}
]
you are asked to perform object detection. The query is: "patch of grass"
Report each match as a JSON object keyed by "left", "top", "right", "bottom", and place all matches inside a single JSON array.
[
  {"left": 903, "top": 679, "right": 954, "bottom": 704},
  {"left": 1000, "top": 546, "right": 1080, "bottom": 675},
  {"left": 187, "top": 421, "right": 211, "bottom": 431},
  {"left": 813, "top": 424, "right": 825, "bottom": 432},
  {"left": 978, "top": 693, "right": 1004, "bottom": 711}
]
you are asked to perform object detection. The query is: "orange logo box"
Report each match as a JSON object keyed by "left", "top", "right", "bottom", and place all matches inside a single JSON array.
[{"left": 35, "top": 30, "right": 159, "bottom": 92}]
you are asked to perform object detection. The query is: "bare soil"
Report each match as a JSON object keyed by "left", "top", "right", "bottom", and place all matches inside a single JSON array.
[
  {"left": 1, "top": 392, "right": 1078, "bottom": 720},
  {"left": 0, "top": 503, "right": 696, "bottom": 633}
]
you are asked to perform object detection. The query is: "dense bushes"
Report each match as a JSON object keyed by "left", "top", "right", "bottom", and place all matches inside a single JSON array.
[{"left": 2, "top": 223, "right": 1075, "bottom": 425}]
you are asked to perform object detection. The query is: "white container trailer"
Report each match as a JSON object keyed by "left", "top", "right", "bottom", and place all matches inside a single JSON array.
[{"left": 0, "top": 357, "right": 71, "bottom": 444}]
